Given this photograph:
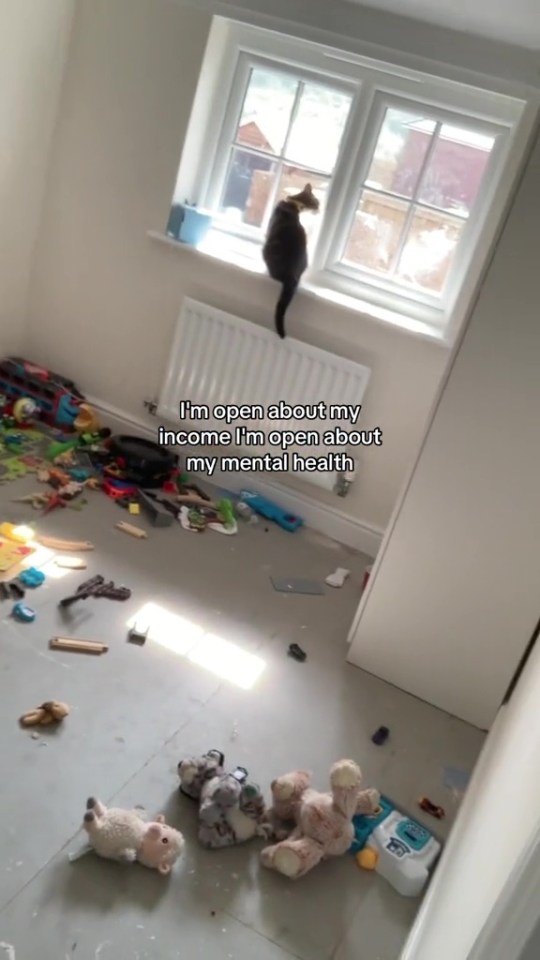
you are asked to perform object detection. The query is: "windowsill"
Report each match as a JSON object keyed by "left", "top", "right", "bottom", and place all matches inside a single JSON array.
[{"left": 148, "top": 229, "right": 451, "bottom": 345}]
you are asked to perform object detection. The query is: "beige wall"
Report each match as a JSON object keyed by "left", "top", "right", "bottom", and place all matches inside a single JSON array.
[
  {"left": 348, "top": 127, "right": 540, "bottom": 729},
  {"left": 25, "top": 0, "right": 448, "bottom": 535},
  {"left": 0, "top": 0, "right": 74, "bottom": 353}
]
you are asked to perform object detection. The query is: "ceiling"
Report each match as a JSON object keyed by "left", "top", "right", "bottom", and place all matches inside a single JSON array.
[{"left": 343, "top": 0, "right": 540, "bottom": 50}]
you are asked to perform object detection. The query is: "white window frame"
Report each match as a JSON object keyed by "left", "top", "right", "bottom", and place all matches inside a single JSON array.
[{"left": 173, "top": 19, "right": 533, "bottom": 339}]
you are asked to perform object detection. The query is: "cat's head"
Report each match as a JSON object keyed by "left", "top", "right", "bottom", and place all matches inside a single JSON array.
[{"left": 287, "top": 183, "right": 320, "bottom": 213}]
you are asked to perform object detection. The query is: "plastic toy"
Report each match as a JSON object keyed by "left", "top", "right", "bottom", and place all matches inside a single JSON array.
[
  {"left": 59, "top": 575, "right": 131, "bottom": 608},
  {"left": 12, "top": 602, "right": 36, "bottom": 622},
  {"left": 240, "top": 491, "right": 303, "bottom": 532},
  {"left": 20, "top": 700, "right": 70, "bottom": 727},
  {"left": 177, "top": 749, "right": 270, "bottom": 849},
  {"left": 261, "top": 760, "right": 380, "bottom": 879},
  {"left": 418, "top": 796, "right": 445, "bottom": 819},
  {"left": 371, "top": 725, "right": 390, "bottom": 745},
  {"left": 138, "top": 490, "right": 175, "bottom": 527},
  {"left": 352, "top": 795, "right": 442, "bottom": 897},
  {"left": 13, "top": 397, "right": 38, "bottom": 423},
  {"left": 0, "top": 357, "right": 84, "bottom": 427},
  {"left": 83, "top": 797, "right": 184, "bottom": 874},
  {"left": 19, "top": 567, "right": 45, "bottom": 588}
]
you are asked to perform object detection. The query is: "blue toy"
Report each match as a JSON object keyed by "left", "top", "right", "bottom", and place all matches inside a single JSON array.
[
  {"left": 19, "top": 567, "right": 45, "bottom": 588},
  {"left": 12, "top": 602, "right": 36, "bottom": 622},
  {"left": 351, "top": 795, "right": 441, "bottom": 897},
  {"left": 4, "top": 433, "right": 24, "bottom": 448},
  {"left": 240, "top": 491, "right": 303, "bottom": 533}
]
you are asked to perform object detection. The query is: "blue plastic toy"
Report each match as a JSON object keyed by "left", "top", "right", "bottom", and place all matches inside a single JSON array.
[
  {"left": 12, "top": 602, "right": 36, "bottom": 622},
  {"left": 351, "top": 795, "right": 441, "bottom": 897},
  {"left": 240, "top": 491, "right": 303, "bottom": 533},
  {"left": 19, "top": 567, "right": 45, "bottom": 588}
]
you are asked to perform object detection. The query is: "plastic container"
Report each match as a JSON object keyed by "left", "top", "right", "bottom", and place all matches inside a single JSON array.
[
  {"left": 166, "top": 204, "right": 212, "bottom": 246},
  {"left": 367, "top": 809, "right": 441, "bottom": 897}
]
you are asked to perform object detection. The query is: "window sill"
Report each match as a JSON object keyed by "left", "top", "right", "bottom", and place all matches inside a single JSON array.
[{"left": 148, "top": 230, "right": 451, "bottom": 346}]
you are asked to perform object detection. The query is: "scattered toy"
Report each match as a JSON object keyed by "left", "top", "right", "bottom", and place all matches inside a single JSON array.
[
  {"left": 54, "top": 557, "right": 87, "bottom": 570},
  {"left": 240, "top": 491, "right": 302, "bottom": 532},
  {"left": 115, "top": 520, "right": 147, "bottom": 539},
  {"left": 418, "top": 797, "right": 446, "bottom": 820},
  {"left": 361, "top": 565, "right": 373, "bottom": 593},
  {"left": 138, "top": 490, "right": 175, "bottom": 527},
  {"left": 0, "top": 580, "right": 25, "bottom": 600},
  {"left": 371, "top": 726, "right": 390, "bottom": 746},
  {"left": 49, "top": 636, "right": 109, "bottom": 655},
  {"left": 59, "top": 574, "right": 131, "bottom": 608},
  {"left": 13, "top": 492, "right": 50, "bottom": 509},
  {"left": 82, "top": 797, "right": 184, "bottom": 873},
  {"left": 325, "top": 567, "right": 350, "bottom": 588},
  {"left": 271, "top": 576, "right": 324, "bottom": 595},
  {"left": 352, "top": 795, "right": 442, "bottom": 897},
  {"left": 128, "top": 502, "right": 140, "bottom": 515},
  {"left": 20, "top": 700, "right": 70, "bottom": 727},
  {"left": 177, "top": 750, "right": 269, "bottom": 849},
  {"left": 128, "top": 622, "right": 149, "bottom": 646},
  {"left": 19, "top": 567, "right": 45, "bottom": 588},
  {"left": 261, "top": 760, "right": 379, "bottom": 879},
  {"left": 288, "top": 643, "right": 307, "bottom": 662},
  {"left": 12, "top": 601, "right": 36, "bottom": 622},
  {"left": 37, "top": 535, "right": 94, "bottom": 551},
  {"left": 0, "top": 522, "right": 32, "bottom": 543}
]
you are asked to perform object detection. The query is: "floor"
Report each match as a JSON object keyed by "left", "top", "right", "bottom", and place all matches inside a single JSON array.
[{"left": 0, "top": 474, "right": 485, "bottom": 960}]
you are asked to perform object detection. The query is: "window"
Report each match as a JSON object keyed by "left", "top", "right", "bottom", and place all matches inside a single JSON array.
[{"left": 171, "top": 20, "right": 530, "bottom": 338}]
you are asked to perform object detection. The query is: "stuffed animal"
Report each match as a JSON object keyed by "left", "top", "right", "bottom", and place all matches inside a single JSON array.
[
  {"left": 177, "top": 749, "right": 270, "bottom": 849},
  {"left": 20, "top": 700, "right": 70, "bottom": 727},
  {"left": 261, "top": 759, "right": 380, "bottom": 879},
  {"left": 83, "top": 797, "right": 184, "bottom": 874}
]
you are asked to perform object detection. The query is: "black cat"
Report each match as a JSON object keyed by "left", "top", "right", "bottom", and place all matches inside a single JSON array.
[{"left": 262, "top": 183, "right": 320, "bottom": 339}]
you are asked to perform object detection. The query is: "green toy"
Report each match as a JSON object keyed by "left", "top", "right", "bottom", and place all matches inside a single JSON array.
[{"left": 217, "top": 498, "right": 235, "bottom": 527}]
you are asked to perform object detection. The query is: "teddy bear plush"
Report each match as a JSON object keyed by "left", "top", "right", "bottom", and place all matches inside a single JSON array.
[
  {"left": 177, "top": 749, "right": 270, "bottom": 849},
  {"left": 83, "top": 797, "right": 184, "bottom": 874},
  {"left": 261, "top": 759, "right": 380, "bottom": 879},
  {"left": 20, "top": 700, "right": 70, "bottom": 727}
]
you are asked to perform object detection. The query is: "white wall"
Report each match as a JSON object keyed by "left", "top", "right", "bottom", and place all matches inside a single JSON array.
[
  {"left": 188, "top": 0, "right": 540, "bottom": 92},
  {"left": 348, "top": 125, "right": 540, "bottom": 729},
  {"left": 0, "top": 0, "right": 74, "bottom": 354},
  {"left": 24, "top": 0, "right": 448, "bottom": 538},
  {"left": 400, "top": 632, "right": 540, "bottom": 960}
]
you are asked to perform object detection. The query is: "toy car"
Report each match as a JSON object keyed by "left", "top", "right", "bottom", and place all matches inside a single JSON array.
[{"left": 12, "top": 602, "right": 36, "bottom": 622}]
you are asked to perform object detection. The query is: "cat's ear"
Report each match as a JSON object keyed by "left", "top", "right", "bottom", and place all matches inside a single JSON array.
[{"left": 305, "top": 183, "right": 313, "bottom": 194}]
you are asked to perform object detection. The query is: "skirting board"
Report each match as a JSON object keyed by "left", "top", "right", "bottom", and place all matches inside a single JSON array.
[{"left": 86, "top": 396, "right": 384, "bottom": 556}]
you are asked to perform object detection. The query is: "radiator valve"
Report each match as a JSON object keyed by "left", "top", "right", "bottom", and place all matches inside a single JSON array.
[
  {"left": 336, "top": 464, "right": 356, "bottom": 497},
  {"left": 143, "top": 397, "right": 158, "bottom": 416}
]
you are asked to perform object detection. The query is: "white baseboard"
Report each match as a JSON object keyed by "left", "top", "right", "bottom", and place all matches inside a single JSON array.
[{"left": 87, "top": 396, "right": 384, "bottom": 556}]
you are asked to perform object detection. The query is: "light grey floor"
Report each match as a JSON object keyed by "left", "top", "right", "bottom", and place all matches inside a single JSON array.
[{"left": 0, "top": 478, "right": 485, "bottom": 960}]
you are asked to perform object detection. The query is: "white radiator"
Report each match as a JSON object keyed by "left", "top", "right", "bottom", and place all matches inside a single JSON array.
[{"left": 157, "top": 298, "right": 371, "bottom": 491}]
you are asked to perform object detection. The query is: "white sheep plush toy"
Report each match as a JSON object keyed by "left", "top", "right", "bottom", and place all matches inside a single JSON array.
[{"left": 83, "top": 797, "right": 184, "bottom": 874}]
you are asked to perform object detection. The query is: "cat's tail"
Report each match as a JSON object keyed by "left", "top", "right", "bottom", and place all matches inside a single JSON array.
[{"left": 275, "top": 279, "right": 298, "bottom": 339}]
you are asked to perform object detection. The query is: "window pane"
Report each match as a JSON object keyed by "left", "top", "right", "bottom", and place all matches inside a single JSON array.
[
  {"left": 236, "top": 67, "right": 298, "bottom": 156},
  {"left": 418, "top": 125, "right": 495, "bottom": 216},
  {"left": 285, "top": 83, "right": 353, "bottom": 174},
  {"left": 220, "top": 148, "right": 276, "bottom": 227},
  {"left": 396, "top": 210, "right": 464, "bottom": 292},
  {"left": 342, "top": 190, "right": 409, "bottom": 275},
  {"left": 365, "top": 110, "right": 436, "bottom": 198}
]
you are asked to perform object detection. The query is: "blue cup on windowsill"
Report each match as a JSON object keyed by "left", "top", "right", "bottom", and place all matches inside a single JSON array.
[{"left": 166, "top": 203, "right": 213, "bottom": 247}]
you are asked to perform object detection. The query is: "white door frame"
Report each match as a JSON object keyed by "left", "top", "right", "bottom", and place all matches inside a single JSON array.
[{"left": 467, "top": 819, "right": 540, "bottom": 960}]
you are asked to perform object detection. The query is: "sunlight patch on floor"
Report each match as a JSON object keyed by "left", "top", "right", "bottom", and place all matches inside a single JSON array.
[{"left": 127, "top": 601, "right": 266, "bottom": 689}]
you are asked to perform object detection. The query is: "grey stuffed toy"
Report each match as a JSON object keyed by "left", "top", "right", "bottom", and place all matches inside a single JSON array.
[{"left": 177, "top": 749, "right": 271, "bottom": 849}]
